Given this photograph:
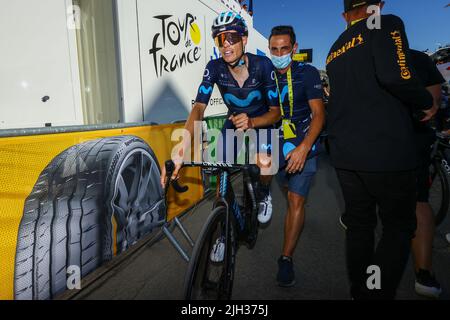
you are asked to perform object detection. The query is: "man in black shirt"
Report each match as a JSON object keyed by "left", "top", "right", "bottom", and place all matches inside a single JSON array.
[
  {"left": 410, "top": 49, "right": 445, "bottom": 299},
  {"left": 326, "top": 0, "right": 436, "bottom": 299}
]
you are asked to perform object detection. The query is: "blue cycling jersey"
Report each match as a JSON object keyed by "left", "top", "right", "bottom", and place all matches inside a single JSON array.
[
  {"left": 276, "top": 62, "right": 323, "bottom": 124},
  {"left": 196, "top": 53, "right": 279, "bottom": 120},
  {"left": 276, "top": 62, "right": 324, "bottom": 166}
]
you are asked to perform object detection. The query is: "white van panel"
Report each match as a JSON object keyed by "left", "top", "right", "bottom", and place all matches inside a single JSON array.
[
  {"left": 118, "top": 0, "right": 270, "bottom": 124},
  {"left": 0, "top": 0, "right": 82, "bottom": 129}
]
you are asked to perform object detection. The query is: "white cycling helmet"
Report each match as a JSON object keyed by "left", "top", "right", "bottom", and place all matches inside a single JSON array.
[{"left": 212, "top": 11, "right": 248, "bottom": 38}]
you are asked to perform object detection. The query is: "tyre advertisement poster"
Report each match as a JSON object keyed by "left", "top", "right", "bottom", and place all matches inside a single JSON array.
[
  {"left": 0, "top": 0, "right": 268, "bottom": 301},
  {"left": 0, "top": 126, "right": 205, "bottom": 301}
]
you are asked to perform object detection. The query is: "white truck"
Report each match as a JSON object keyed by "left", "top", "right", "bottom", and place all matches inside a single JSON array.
[
  {"left": 0, "top": 0, "right": 270, "bottom": 300},
  {"left": 1, "top": 0, "right": 270, "bottom": 129}
]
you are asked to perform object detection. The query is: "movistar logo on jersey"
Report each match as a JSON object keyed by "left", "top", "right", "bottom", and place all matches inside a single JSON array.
[
  {"left": 268, "top": 89, "right": 279, "bottom": 99},
  {"left": 269, "top": 85, "right": 288, "bottom": 103},
  {"left": 261, "top": 144, "right": 272, "bottom": 151},
  {"left": 279, "top": 85, "right": 289, "bottom": 103},
  {"left": 283, "top": 140, "right": 317, "bottom": 157},
  {"left": 224, "top": 91, "right": 262, "bottom": 108},
  {"left": 283, "top": 142, "right": 296, "bottom": 157},
  {"left": 199, "top": 85, "right": 213, "bottom": 95}
]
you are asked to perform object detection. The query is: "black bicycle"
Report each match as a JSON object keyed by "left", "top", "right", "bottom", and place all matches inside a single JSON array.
[
  {"left": 163, "top": 159, "right": 261, "bottom": 300},
  {"left": 429, "top": 132, "right": 450, "bottom": 226}
]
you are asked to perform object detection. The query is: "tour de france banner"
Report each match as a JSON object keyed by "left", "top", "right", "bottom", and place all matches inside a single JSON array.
[{"left": 137, "top": 0, "right": 228, "bottom": 121}]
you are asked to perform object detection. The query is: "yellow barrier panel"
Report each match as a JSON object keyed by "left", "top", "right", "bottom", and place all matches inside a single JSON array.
[{"left": 0, "top": 124, "right": 203, "bottom": 300}]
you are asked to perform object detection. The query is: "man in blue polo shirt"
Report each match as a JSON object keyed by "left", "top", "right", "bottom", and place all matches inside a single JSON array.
[{"left": 269, "top": 26, "right": 326, "bottom": 287}]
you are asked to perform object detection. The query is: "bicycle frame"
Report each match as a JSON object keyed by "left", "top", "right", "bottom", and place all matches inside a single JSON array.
[
  {"left": 212, "top": 166, "right": 259, "bottom": 241},
  {"left": 161, "top": 160, "right": 259, "bottom": 262},
  {"left": 433, "top": 133, "right": 450, "bottom": 175},
  {"left": 429, "top": 132, "right": 450, "bottom": 226}
]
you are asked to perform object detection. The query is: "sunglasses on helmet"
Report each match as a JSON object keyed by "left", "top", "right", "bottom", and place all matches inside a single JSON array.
[{"left": 214, "top": 32, "right": 243, "bottom": 48}]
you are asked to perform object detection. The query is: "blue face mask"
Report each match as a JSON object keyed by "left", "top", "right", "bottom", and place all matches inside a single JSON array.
[{"left": 271, "top": 52, "right": 292, "bottom": 70}]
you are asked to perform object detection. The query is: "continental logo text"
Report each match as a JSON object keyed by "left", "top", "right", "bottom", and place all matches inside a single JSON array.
[
  {"left": 326, "top": 34, "right": 364, "bottom": 65},
  {"left": 391, "top": 30, "right": 411, "bottom": 80}
]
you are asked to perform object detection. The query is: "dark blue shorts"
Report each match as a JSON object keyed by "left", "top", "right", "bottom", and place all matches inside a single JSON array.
[{"left": 276, "top": 156, "right": 318, "bottom": 197}]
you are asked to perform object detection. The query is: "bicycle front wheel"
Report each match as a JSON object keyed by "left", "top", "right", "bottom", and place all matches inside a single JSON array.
[
  {"left": 429, "top": 158, "right": 449, "bottom": 226},
  {"left": 183, "top": 206, "right": 236, "bottom": 300}
]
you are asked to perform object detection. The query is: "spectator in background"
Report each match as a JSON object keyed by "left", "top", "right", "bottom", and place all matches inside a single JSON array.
[
  {"left": 409, "top": 49, "right": 445, "bottom": 299},
  {"left": 326, "top": 0, "right": 436, "bottom": 299},
  {"left": 322, "top": 80, "right": 330, "bottom": 100}
]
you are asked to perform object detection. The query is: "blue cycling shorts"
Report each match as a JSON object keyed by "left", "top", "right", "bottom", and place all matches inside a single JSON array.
[{"left": 276, "top": 156, "right": 318, "bottom": 197}]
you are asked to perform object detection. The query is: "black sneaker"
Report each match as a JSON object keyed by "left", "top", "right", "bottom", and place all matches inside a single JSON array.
[
  {"left": 415, "top": 269, "right": 442, "bottom": 299},
  {"left": 277, "top": 256, "right": 296, "bottom": 287}
]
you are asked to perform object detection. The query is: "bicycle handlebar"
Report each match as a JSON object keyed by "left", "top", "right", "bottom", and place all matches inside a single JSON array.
[
  {"left": 164, "top": 159, "right": 260, "bottom": 194},
  {"left": 164, "top": 160, "right": 189, "bottom": 193}
]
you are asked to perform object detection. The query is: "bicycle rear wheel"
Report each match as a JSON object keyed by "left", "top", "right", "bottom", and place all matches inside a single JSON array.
[
  {"left": 429, "top": 158, "right": 449, "bottom": 226},
  {"left": 183, "top": 206, "right": 236, "bottom": 300}
]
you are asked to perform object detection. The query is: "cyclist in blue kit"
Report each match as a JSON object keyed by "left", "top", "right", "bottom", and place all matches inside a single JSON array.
[
  {"left": 160, "top": 12, "right": 281, "bottom": 226},
  {"left": 269, "top": 26, "right": 325, "bottom": 287}
]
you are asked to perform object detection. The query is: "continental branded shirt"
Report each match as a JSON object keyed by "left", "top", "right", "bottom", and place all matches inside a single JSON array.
[
  {"left": 410, "top": 49, "right": 446, "bottom": 161},
  {"left": 410, "top": 49, "right": 446, "bottom": 89},
  {"left": 275, "top": 62, "right": 323, "bottom": 124},
  {"left": 325, "top": 14, "right": 433, "bottom": 172},
  {"left": 195, "top": 53, "right": 279, "bottom": 121}
]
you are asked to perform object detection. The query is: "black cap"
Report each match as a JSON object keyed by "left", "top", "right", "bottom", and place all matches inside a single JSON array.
[{"left": 344, "top": 0, "right": 381, "bottom": 12}]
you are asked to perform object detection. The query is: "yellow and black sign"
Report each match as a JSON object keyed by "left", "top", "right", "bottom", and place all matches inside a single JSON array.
[
  {"left": 293, "top": 49, "right": 313, "bottom": 63},
  {"left": 0, "top": 124, "right": 203, "bottom": 300}
]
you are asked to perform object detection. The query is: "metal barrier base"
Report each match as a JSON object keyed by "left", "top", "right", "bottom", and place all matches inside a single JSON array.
[{"left": 162, "top": 217, "right": 195, "bottom": 263}]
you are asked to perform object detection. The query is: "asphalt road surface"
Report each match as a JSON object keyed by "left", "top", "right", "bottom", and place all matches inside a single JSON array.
[{"left": 72, "top": 155, "right": 450, "bottom": 300}]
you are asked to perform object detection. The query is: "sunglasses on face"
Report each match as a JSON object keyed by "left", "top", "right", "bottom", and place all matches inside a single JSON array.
[{"left": 214, "top": 32, "right": 242, "bottom": 47}]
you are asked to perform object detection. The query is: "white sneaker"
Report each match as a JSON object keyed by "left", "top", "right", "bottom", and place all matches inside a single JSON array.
[
  {"left": 258, "top": 192, "right": 273, "bottom": 224},
  {"left": 415, "top": 269, "right": 442, "bottom": 299},
  {"left": 210, "top": 236, "right": 225, "bottom": 263}
]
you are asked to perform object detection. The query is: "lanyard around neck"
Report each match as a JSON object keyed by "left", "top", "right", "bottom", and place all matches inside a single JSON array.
[
  {"left": 347, "top": 17, "right": 365, "bottom": 29},
  {"left": 274, "top": 68, "right": 294, "bottom": 118}
]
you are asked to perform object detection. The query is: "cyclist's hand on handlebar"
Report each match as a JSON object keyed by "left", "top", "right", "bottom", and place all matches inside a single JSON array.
[
  {"left": 420, "top": 104, "right": 439, "bottom": 122},
  {"left": 229, "top": 113, "right": 254, "bottom": 131},
  {"left": 160, "top": 156, "right": 183, "bottom": 189}
]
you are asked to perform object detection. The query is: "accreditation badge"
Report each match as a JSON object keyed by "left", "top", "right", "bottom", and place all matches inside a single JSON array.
[{"left": 282, "top": 119, "right": 297, "bottom": 139}]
